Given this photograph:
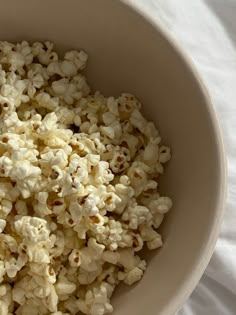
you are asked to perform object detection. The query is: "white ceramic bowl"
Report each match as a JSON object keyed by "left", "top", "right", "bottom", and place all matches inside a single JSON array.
[{"left": 0, "top": 1, "right": 226, "bottom": 314}]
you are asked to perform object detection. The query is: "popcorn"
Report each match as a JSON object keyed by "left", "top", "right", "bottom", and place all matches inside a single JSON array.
[
  {"left": 47, "top": 60, "right": 78, "bottom": 79},
  {"left": 78, "top": 267, "right": 103, "bottom": 285},
  {"left": 114, "top": 183, "right": 134, "bottom": 214},
  {"left": 146, "top": 236, "right": 163, "bottom": 250},
  {"left": 35, "top": 92, "right": 59, "bottom": 111},
  {"left": 0, "top": 300, "right": 8, "bottom": 315},
  {"left": 100, "top": 126, "right": 115, "bottom": 139},
  {"left": 0, "top": 199, "right": 13, "bottom": 218},
  {"left": 33, "top": 286, "right": 51, "bottom": 299},
  {"left": 0, "top": 69, "right": 6, "bottom": 85},
  {"left": 129, "top": 109, "right": 147, "bottom": 132},
  {"left": 5, "top": 256, "right": 26, "bottom": 278},
  {"left": 45, "top": 284, "right": 58, "bottom": 312},
  {"left": 123, "top": 267, "right": 144, "bottom": 285},
  {"left": 55, "top": 106, "right": 76, "bottom": 124},
  {"left": 14, "top": 216, "right": 50, "bottom": 243},
  {"left": 33, "top": 192, "right": 52, "bottom": 217},
  {"left": 155, "top": 196, "right": 172, "bottom": 214},
  {"left": 27, "top": 245, "right": 50, "bottom": 264},
  {"left": 102, "top": 251, "right": 120, "bottom": 264},
  {"left": 7, "top": 51, "right": 25, "bottom": 72},
  {"left": 0, "top": 261, "right": 6, "bottom": 282},
  {"left": 95, "top": 161, "right": 114, "bottom": 184},
  {"left": 61, "top": 60, "right": 77, "bottom": 77},
  {"left": 0, "top": 219, "right": 6, "bottom": 233},
  {"left": 0, "top": 40, "right": 171, "bottom": 315},
  {"left": 40, "top": 148, "right": 68, "bottom": 173},
  {"left": 63, "top": 296, "right": 79, "bottom": 315},
  {"left": 78, "top": 238, "right": 105, "bottom": 272},
  {"left": 140, "top": 225, "right": 163, "bottom": 250},
  {"left": 109, "top": 147, "right": 130, "bottom": 173},
  {"left": 159, "top": 146, "right": 171, "bottom": 163},
  {"left": 12, "top": 286, "right": 26, "bottom": 305},
  {"left": 122, "top": 204, "right": 152, "bottom": 230},
  {"left": 15, "top": 41, "right": 34, "bottom": 66},
  {"left": 15, "top": 200, "right": 28, "bottom": 216},
  {"left": 52, "top": 79, "right": 83, "bottom": 105},
  {"left": 55, "top": 277, "right": 76, "bottom": 296},
  {"left": 0, "top": 283, "right": 12, "bottom": 315},
  {"left": 77, "top": 282, "right": 114, "bottom": 315},
  {"left": 102, "top": 111, "right": 117, "bottom": 125},
  {"left": 64, "top": 50, "right": 88, "bottom": 70},
  {"left": 37, "top": 112, "right": 58, "bottom": 134},
  {"left": 2, "top": 111, "right": 23, "bottom": 132},
  {"left": 35, "top": 42, "right": 58, "bottom": 66},
  {"left": 101, "top": 192, "right": 121, "bottom": 212},
  {"left": 68, "top": 249, "right": 81, "bottom": 268},
  {"left": 131, "top": 233, "right": 144, "bottom": 252}
]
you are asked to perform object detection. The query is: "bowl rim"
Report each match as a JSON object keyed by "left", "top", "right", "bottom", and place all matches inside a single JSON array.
[{"left": 119, "top": 1, "right": 227, "bottom": 314}]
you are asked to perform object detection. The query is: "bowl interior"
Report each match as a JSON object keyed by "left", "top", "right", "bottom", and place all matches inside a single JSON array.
[{"left": 0, "top": 1, "right": 225, "bottom": 314}]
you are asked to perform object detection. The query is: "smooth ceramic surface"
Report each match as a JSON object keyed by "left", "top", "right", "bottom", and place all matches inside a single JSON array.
[{"left": 0, "top": 1, "right": 226, "bottom": 314}]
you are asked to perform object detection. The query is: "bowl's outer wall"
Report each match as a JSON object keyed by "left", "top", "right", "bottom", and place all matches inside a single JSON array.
[{"left": 0, "top": 1, "right": 226, "bottom": 315}]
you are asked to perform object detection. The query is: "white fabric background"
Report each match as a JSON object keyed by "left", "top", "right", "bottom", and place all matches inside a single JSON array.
[{"left": 127, "top": 1, "right": 236, "bottom": 314}]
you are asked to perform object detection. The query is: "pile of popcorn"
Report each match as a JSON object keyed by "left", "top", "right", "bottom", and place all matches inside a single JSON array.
[{"left": 0, "top": 41, "right": 172, "bottom": 315}]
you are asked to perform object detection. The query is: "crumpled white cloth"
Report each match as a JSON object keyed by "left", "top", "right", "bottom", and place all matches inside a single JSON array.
[{"left": 127, "top": 1, "right": 236, "bottom": 314}]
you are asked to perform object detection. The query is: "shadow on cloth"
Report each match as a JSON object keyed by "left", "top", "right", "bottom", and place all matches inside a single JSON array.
[{"left": 204, "top": 0, "right": 236, "bottom": 48}]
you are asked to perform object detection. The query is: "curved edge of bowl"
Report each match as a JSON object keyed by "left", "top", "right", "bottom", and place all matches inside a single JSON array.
[{"left": 120, "top": 1, "right": 227, "bottom": 314}]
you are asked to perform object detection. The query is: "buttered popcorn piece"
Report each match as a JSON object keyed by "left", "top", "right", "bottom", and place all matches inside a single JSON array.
[{"left": 0, "top": 40, "right": 171, "bottom": 315}]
